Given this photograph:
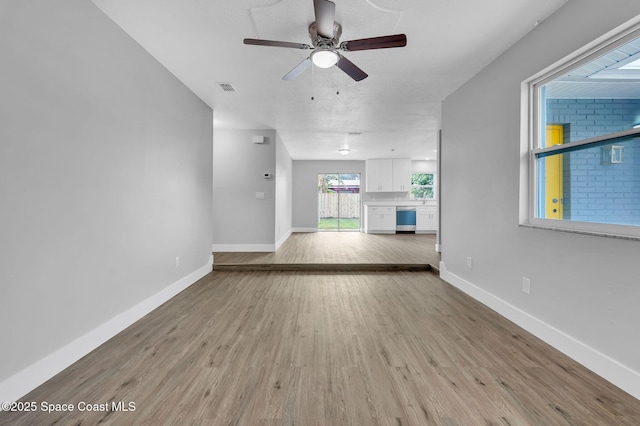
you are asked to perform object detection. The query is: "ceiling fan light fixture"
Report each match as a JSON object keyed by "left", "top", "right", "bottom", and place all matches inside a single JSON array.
[{"left": 311, "top": 49, "right": 338, "bottom": 68}]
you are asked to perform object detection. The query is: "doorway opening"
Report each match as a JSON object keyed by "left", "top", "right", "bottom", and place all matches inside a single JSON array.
[{"left": 317, "top": 174, "right": 361, "bottom": 231}]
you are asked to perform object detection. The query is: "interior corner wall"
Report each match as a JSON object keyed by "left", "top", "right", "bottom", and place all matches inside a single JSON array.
[
  {"left": 275, "top": 133, "right": 293, "bottom": 247},
  {"left": 440, "top": 0, "right": 640, "bottom": 398},
  {"left": 292, "top": 160, "right": 366, "bottom": 230},
  {"left": 0, "top": 0, "right": 213, "bottom": 397},
  {"left": 212, "top": 129, "right": 276, "bottom": 250}
]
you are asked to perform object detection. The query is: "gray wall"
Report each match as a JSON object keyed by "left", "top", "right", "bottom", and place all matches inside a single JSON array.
[
  {"left": 0, "top": 0, "right": 213, "bottom": 384},
  {"left": 212, "top": 129, "right": 277, "bottom": 248},
  {"left": 275, "top": 133, "right": 293, "bottom": 246},
  {"left": 441, "top": 0, "right": 640, "bottom": 396}
]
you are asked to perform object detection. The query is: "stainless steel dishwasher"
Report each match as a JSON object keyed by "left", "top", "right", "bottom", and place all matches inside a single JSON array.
[{"left": 396, "top": 206, "right": 416, "bottom": 232}]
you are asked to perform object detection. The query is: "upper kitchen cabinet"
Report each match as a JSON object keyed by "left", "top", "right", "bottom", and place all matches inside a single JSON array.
[
  {"left": 365, "top": 159, "right": 392, "bottom": 192},
  {"left": 366, "top": 159, "right": 411, "bottom": 192},
  {"left": 392, "top": 159, "right": 411, "bottom": 191}
]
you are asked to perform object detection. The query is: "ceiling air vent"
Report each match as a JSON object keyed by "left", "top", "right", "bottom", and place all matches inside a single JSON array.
[{"left": 217, "top": 83, "right": 236, "bottom": 93}]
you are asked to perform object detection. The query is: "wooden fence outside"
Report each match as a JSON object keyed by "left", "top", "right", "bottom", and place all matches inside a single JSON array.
[{"left": 318, "top": 193, "right": 361, "bottom": 218}]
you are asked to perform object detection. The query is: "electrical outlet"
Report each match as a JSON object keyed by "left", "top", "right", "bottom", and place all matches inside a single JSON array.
[
  {"left": 175, "top": 256, "right": 180, "bottom": 268},
  {"left": 466, "top": 257, "right": 473, "bottom": 269},
  {"left": 522, "top": 277, "right": 531, "bottom": 295}
]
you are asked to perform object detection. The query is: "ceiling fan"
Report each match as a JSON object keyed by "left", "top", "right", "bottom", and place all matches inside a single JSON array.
[{"left": 243, "top": 0, "right": 407, "bottom": 82}]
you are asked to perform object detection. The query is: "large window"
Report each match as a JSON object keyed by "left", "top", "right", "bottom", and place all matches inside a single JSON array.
[{"left": 523, "top": 20, "right": 640, "bottom": 238}]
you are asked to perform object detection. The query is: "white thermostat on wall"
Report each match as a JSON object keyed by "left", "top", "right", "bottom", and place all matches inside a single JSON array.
[{"left": 263, "top": 173, "right": 272, "bottom": 179}]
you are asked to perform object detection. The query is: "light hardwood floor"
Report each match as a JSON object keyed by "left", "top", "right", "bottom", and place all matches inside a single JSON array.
[
  {"left": 214, "top": 232, "right": 440, "bottom": 271},
  {"left": 3, "top": 233, "right": 639, "bottom": 425}
]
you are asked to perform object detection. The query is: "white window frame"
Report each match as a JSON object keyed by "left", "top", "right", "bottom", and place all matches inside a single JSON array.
[{"left": 520, "top": 16, "right": 640, "bottom": 240}]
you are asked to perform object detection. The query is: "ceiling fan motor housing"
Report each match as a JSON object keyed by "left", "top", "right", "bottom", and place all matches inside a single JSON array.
[{"left": 309, "top": 22, "right": 342, "bottom": 48}]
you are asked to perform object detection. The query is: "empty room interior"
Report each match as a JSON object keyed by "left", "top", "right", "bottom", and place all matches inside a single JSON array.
[{"left": 3, "top": 0, "right": 640, "bottom": 424}]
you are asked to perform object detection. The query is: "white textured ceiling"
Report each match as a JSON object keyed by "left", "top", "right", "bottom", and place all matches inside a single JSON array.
[{"left": 91, "top": 0, "right": 568, "bottom": 160}]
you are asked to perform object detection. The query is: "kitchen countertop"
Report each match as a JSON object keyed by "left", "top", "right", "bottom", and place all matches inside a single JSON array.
[{"left": 363, "top": 200, "right": 438, "bottom": 207}]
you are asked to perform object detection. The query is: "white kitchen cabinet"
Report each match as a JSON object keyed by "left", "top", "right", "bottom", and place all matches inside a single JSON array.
[
  {"left": 365, "top": 159, "right": 393, "bottom": 192},
  {"left": 416, "top": 206, "right": 438, "bottom": 233},
  {"left": 364, "top": 205, "right": 396, "bottom": 234},
  {"left": 392, "top": 159, "right": 411, "bottom": 191},
  {"left": 366, "top": 158, "right": 410, "bottom": 192}
]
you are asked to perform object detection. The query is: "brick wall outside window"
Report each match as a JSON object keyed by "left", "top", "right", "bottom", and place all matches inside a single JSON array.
[{"left": 546, "top": 99, "right": 640, "bottom": 225}]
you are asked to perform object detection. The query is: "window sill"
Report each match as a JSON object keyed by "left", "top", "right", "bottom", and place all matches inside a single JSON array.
[{"left": 520, "top": 219, "right": 640, "bottom": 241}]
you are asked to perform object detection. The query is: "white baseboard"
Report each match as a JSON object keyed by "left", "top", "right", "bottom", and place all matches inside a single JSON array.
[
  {"left": 211, "top": 243, "right": 275, "bottom": 252},
  {"left": 211, "top": 231, "right": 293, "bottom": 253},
  {"left": 439, "top": 261, "right": 640, "bottom": 400},
  {"left": 0, "top": 256, "right": 213, "bottom": 403},
  {"left": 292, "top": 227, "right": 318, "bottom": 233},
  {"left": 275, "top": 230, "right": 292, "bottom": 251}
]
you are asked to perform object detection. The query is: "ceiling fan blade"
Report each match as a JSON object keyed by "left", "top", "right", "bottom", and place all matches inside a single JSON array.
[
  {"left": 283, "top": 57, "right": 312, "bottom": 80},
  {"left": 341, "top": 34, "right": 407, "bottom": 51},
  {"left": 336, "top": 55, "right": 368, "bottom": 82},
  {"left": 244, "top": 38, "right": 310, "bottom": 50},
  {"left": 314, "top": 0, "right": 335, "bottom": 39}
]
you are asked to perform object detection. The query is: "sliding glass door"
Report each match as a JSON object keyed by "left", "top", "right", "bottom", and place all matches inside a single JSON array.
[{"left": 317, "top": 174, "right": 361, "bottom": 231}]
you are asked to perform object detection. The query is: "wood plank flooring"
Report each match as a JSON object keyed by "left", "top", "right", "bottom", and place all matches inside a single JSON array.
[
  {"left": 214, "top": 232, "right": 439, "bottom": 272},
  {"left": 3, "top": 269, "right": 639, "bottom": 425}
]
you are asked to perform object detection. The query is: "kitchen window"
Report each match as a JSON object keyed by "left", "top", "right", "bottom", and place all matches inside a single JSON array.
[
  {"left": 522, "top": 17, "right": 640, "bottom": 238},
  {"left": 410, "top": 173, "right": 435, "bottom": 200}
]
